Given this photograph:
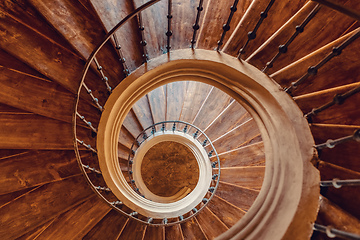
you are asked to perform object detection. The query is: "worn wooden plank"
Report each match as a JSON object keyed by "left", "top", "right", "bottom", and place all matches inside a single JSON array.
[
  {"left": 144, "top": 226, "right": 164, "bottom": 240},
  {"left": 119, "top": 126, "right": 136, "bottom": 150},
  {"left": 0, "top": 114, "right": 94, "bottom": 150},
  {"left": 204, "top": 101, "right": 250, "bottom": 141},
  {"left": 16, "top": 218, "right": 56, "bottom": 240},
  {"left": 211, "top": 118, "right": 261, "bottom": 154},
  {"left": 216, "top": 141, "right": 265, "bottom": 168},
  {"left": 0, "top": 0, "right": 74, "bottom": 52},
  {"left": 132, "top": 95, "right": 154, "bottom": 129},
  {"left": 206, "top": 195, "right": 246, "bottom": 228},
  {"left": 311, "top": 123, "right": 360, "bottom": 172},
  {"left": 0, "top": 187, "right": 36, "bottom": 208},
  {"left": 83, "top": 209, "right": 128, "bottom": 240},
  {"left": 216, "top": 181, "right": 259, "bottom": 211},
  {"left": 270, "top": 28, "right": 360, "bottom": 96},
  {"left": 133, "top": 0, "right": 167, "bottom": 59},
  {"left": 166, "top": 82, "right": 187, "bottom": 121},
  {"left": 313, "top": 0, "right": 360, "bottom": 21},
  {"left": 180, "top": 218, "right": 207, "bottom": 240},
  {"left": 192, "top": 86, "right": 232, "bottom": 132},
  {"left": 0, "top": 150, "right": 85, "bottom": 195},
  {"left": 220, "top": 166, "right": 265, "bottom": 190},
  {"left": 196, "top": 207, "right": 228, "bottom": 239},
  {"left": 316, "top": 196, "right": 360, "bottom": 234},
  {"left": 117, "top": 218, "right": 146, "bottom": 240},
  {"left": 295, "top": 83, "right": 360, "bottom": 125},
  {"left": 118, "top": 142, "right": 131, "bottom": 161},
  {"left": 89, "top": 0, "right": 143, "bottom": 71},
  {"left": 318, "top": 160, "right": 360, "bottom": 180},
  {"left": 148, "top": 85, "right": 166, "bottom": 124},
  {"left": 35, "top": 197, "right": 110, "bottom": 239},
  {"left": 165, "top": 224, "right": 183, "bottom": 240},
  {"left": 196, "top": 0, "right": 252, "bottom": 50},
  {"left": 121, "top": 109, "right": 144, "bottom": 139},
  {"left": 224, "top": 0, "right": 307, "bottom": 58},
  {"left": 0, "top": 175, "right": 94, "bottom": 239},
  {"left": 0, "top": 149, "right": 28, "bottom": 161},
  {"left": 248, "top": 2, "right": 356, "bottom": 74}
]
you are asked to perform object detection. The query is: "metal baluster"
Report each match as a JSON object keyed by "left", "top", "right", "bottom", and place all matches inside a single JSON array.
[
  {"left": 76, "top": 139, "right": 97, "bottom": 154},
  {"left": 216, "top": 0, "right": 239, "bottom": 51},
  {"left": 191, "top": 0, "right": 205, "bottom": 49},
  {"left": 320, "top": 179, "right": 360, "bottom": 188},
  {"left": 305, "top": 84, "right": 360, "bottom": 122},
  {"left": 313, "top": 223, "right": 360, "bottom": 239},
  {"left": 95, "top": 186, "right": 111, "bottom": 192},
  {"left": 262, "top": 4, "right": 321, "bottom": 73},
  {"left": 285, "top": 28, "right": 360, "bottom": 94},
  {"left": 163, "top": 218, "right": 168, "bottom": 224},
  {"left": 193, "top": 130, "right": 199, "bottom": 138},
  {"left": 151, "top": 125, "right": 156, "bottom": 135},
  {"left": 82, "top": 164, "right": 101, "bottom": 175},
  {"left": 314, "top": 129, "right": 360, "bottom": 150},
  {"left": 93, "top": 57, "right": 112, "bottom": 93},
  {"left": 238, "top": 0, "right": 275, "bottom": 59},
  {"left": 202, "top": 139, "right": 208, "bottom": 146},
  {"left": 183, "top": 124, "right": 188, "bottom": 133},
  {"left": 208, "top": 150, "right": 214, "bottom": 157},
  {"left": 202, "top": 198, "right": 208, "bottom": 203},
  {"left": 130, "top": 212, "right": 138, "bottom": 217},
  {"left": 161, "top": 122, "right": 166, "bottom": 132},
  {"left": 82, "top": 83, "right": 103, "bottom": 112},
  {"left": 172, "top": 122, "right": 176, "bottom": 131},
  {"left": 137, "top": 13, "right": 149, "bottom": 62},
  {"left": 111, "top": 201, "right": 123, "bottom": 206},
  {"left": 166, "top": 0, "right": 172, "bottom": 52},
  {"left": 76, "top": 112, "right": 97, "bottom": 133},
  {"left": 112, "top": 34, "right": 130, "bottom": 77}
]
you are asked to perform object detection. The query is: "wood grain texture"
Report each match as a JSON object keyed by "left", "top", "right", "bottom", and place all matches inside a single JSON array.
[
  {"left": 0, "top": 150, "right": 84, "bottom": 195},
  {"left": 0, "top": 187, "right": 36, "bottom": 208},
  {"left": 166, "top": 82, "right": 187, "bottom": 121},
  {"left": 224, "top": 0, "right": 307, "bottom": 57},
  {"left": 179, "top": 82, "right": 212, "bottom": 124},
  {"left": 206, "top": 195, "right": 245, "bottom": 228},
  {"left": 247, "top": 2, "right": 356, "bottom": 74},
  {"left": 195, "top": 207, "right": 228, "bottom": 239},
  {"left": 316, "top": 196, "right": 360, "bottom": 234},
  {"left": 270, "top": 27, "right": 360, "bottom": 96},
  {"left": 122, "top": 109, "right": 144, "bottom": 138},
  {"left": 133, "top": 95, "right": 154, "bottom": 129},
  {"left": 83, "top": 210, "right": 128, "bottom": 240},
  {"left": 117, "top": 218, "right": 146, "bottom": 240},
  {"left": 118, "top": 126, "right": 136, "bottom": 150},
  {"left": 311, "top": 124, "right": 360, "bottom": 172},
  {"left": 144, "top": 226, "right": 164, "bottom": 240},
  {"left": 165, "top": 224, "right": 183, "bottom": 240},
  {"left": 211, "top": 118, "right": 261, "bottom": 154},
  {"left": 318, "top": 160, "right": 360, "bottom": 180},
  {"left": 220, "top": 166, "right": 265, "bottom": 190},
  {"left": 216, "top": 181, "right": 259, "bottom": 211},
  {"left": 0, "top": 175, "right": 93, "bottom": 239},
  {"left": 148, "top": 85, "right": 166, "bottom": 124},
  {"left": 180, "top": 218, "right": 207, "bottom": 240},
  {"left": 204, "top": 101, "right": 250, "bottom": 141},
  {"left": 216, "top": 141, "right": 265, "bottom": 168},
  {"left": 196, "top": 0, "right": 252, "bottom": 50},
  {"left": 16, "top": 218, "right": 55, "bottom": 240},
  {"left": 89, "top": 0, "right": 144, "bottom": 70},
  {"left": 35, "top": 197, "right": 110, "bottom": 239},
  {"left": 0, "top": 114, "right": 94, "bottom": 150}
]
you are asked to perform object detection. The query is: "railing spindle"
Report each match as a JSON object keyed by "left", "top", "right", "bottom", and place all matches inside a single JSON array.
[
  {"left": 137, "top": 13, "right": 149, "bottom": 62},
  {"left": 76, "top": 112, "right": 97, "bottom": 133},
  {"left": 314, "top": 129, "right": 360, "bottom": 150},
  {"left": 166, "top": 0, "right": 172, "bottom": 52},
  {"left": 93, "top": 57, "right": 112, "bottom": 93},
  {"left": 191, "top": 0, "right": 205, "bottom": 49},
  {"left": 82, "top": 83, "right": 103, "bottom": 112},
  {"left": 76, "top": 138, "right": 97, "bottom": 154},
  {"left": 112, "top": 34, "right": 130, "bottom": 77},
  {"left": 313, "top": 223, "right": 360, "bottom": 239},
  {"left": 320, "top": 178, "right": 360, "bottom": 188},
  {"left": 216, "top": 0, "right": 239, "bottom": 51}
]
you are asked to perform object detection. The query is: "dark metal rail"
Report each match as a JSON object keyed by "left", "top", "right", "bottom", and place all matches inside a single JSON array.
[
  {"left": 314, "top": 223, "right": 360, "bottom": 239},
  {"left": 166, "top": 0, "right": 172, "bottom": 52},
  {"left": 314, "top": 129, "right": 360, "bottom": 150},
  {"left": 191, "top": 0, "right": 205, "bottom": 49},
  {"left": 216, "top": 0, "right": 239, "bottom": 51},
  {"left": 320, "top": 179, "right": 360, "bottom": 188}
]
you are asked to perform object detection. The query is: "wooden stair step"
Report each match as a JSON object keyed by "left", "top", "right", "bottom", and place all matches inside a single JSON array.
[
  {"left": 83, "top": 209, "right": 128, "bottom": 240},
  {"left": 216, "top": 181, "right": 259, "bottom": 211},
  {"left": 34, "top": 196, "right": 110, "bottom": 239},
  {"left": 191, "top": 87, "right": 232, "bottom": 133},
  {"left": 133, "top": 0, "right": 167, "bottom": 59},
  {"left": 118, "top": 143, "right": 131, "bottom": 161},
  {"left": 210, "top": 118, "right": 261, "bottom": 154},
  {"left": 196, "top": 0, "right": 251, "bottom": 50},
  {"left": 215, "top": 141, "right": 265, "bottom": 168},
  {"left": 29, "top": 0, "right": 124, "bottom": 88},
  {"left": 16, "top": 218, "right": 56, "bottom": 240},
  {"left": 316, "top": 196, "right": 360, "bottom": 235},
  {"left": 132, "top": 95, "right": 154, "bottom": 130},
  {"left": 204, "top": 101, "right": 251, "bottom": 141},
  {"left": 0, "top": 187, "right": 37, "bottom": 208},
  {"left": 143, "top": 226, "right": 164, "bottom": 240},
  {"left": 220, "top": 166, "right": 265, "bottom": 190},
  {"left": 248, "top": 1, "right": 355, "bottom": 74},
  {"left": 206, "top": 195, "right": 246, "bottom": 228},
  {"left": 0, "top": 150, "right": 86, "bottom": 195},
  {"left": 0, "top": 175, "right": 94, "bottom": 239},
  {"left": 311, "top": 123, "right": 360, "bottom": 172},
  {"left": 88, "top": 0, "right": 143, "bottom": 70},
  {"left": 117, "top": 218, "right": 146, "bottom": 240},
  {"left": 195, "top": 206, "right": 228, "bottom": 239},
  {"left": 166, "top": 82, "right": 187, "bottom": 122},
  {"left": 270, "top": 27, "right": 360, "bottom": 96},
  {"left": 180, "top": 218, "right": 206, "bottom": 240},
  {"left": 165, "top": 224, "right": 183, "bottom": 240},
  {"left": 119, "top": 126, "right": 136, "bottom": 150},
  {"left": 122, "top": 109, "right": 144, "bottom": 139},
  {"left": 179, "top": 82, "right": 213, "bottom": 124},
  {"left": 318, "top": 160, "right": 360, "bottom": 180},
  {"left": 223, "top": 0, "right": 307, "bottom": 58},
  {"left": 148, "top": 85, "right": 166, "bottom": 124},
  {"left": 0, "top": 149, "right": 28, "bottom": 162}
]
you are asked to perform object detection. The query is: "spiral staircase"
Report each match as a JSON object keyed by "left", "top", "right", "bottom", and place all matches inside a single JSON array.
[{"left": 0, "top": 0, "right": 360, "bottom": 239}]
